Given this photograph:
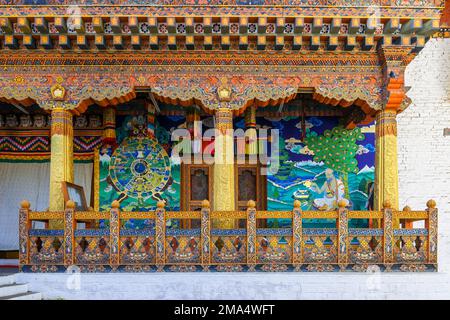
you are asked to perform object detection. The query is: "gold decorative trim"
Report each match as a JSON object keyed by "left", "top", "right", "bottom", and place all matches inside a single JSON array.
[
  {"left": 29, "top": 211, "right": 64, "bottom": 220},
  {"left": 393, "top": 211, "right": 428, "bottom": 219},
  {"left": 348, "top": 211, "right": 383, "bottom": 219},
  {"left": 74, "top": 211, "right": 109, "bottom": 220},
  {"left": 256, "top": 211, "right": 292, "bottom": 219},
  {"left": 120, "top": 212, "right": 156, "bottom": 219},
  {"left": 210, "top": 211, "right": 246, "bottom": 219},
  {"left": 165, "top": 211, "right": 201, "bottom": 219},
  {"left": 50, "top": 84, "right": 66, "bottom": 101},
  {"left": 302, "top": 211, "right": 338, "bottom": 219}
]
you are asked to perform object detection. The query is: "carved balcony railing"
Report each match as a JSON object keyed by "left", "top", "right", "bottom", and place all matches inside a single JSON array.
[
  {"left": 18, "top": 199, "right": 438, "bottom": 272},
  {"left": 0, "top": 1, "right": 445, "bottom": 6}
]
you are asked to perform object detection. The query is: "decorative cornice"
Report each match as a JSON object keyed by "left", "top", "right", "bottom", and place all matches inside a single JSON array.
[{"left": 314, "top": 86, "right": 383, "bottom": 112}]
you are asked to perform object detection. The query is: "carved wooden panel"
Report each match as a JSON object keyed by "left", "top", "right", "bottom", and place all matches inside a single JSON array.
[
  {"left": 191, "top": 168, "right": 209, "bottom": 201},
  {"left": 181, "top": 164, "right": 213, "bottom": 212}
]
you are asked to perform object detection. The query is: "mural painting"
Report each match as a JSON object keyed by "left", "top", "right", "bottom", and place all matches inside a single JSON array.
[
  {"left": 99, "top": 115, "right": 184, "bottom": 230},
  {"left": 237, "top": 116, "right": 375, "bottom": 227}
]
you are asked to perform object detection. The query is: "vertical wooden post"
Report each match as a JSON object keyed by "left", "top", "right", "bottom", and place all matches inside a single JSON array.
[
  {"left": 246, "top": 200, "right": 257, "bottom": 267},
  {"left": 383, "top": 200, "right": 394, "bottom": 264},
  {"left": 292, "top": 200, "right": 302, "bottom": 265},
  {"left": 213, "top": 107, "right": 235, "bottom": 229},
  {"left": 201, "top": 200, "right": 211, "bottom": 268},
  {"left": 110, "top": 200, "right": 120, "bottom": 269},
  {"left": 426, "top": 200, "right": 438, "bottom": 265},
  {"left": 155, "top": 201, "right": 166, "bottom": 269},
  {"left": 374, "top": 109, "right": 399, "bottom": 212},
  {"left": 337, "top": 200, "right": 348, "bottom": 266},
  {"left": 19, "top": 200, "right": 31, "bottom": 268},
  {"left": 64, "top": 200, "right": 76, "bottom": 267},
  {"left": 49, "top": 108, "right": 74, "bottom": 212}
]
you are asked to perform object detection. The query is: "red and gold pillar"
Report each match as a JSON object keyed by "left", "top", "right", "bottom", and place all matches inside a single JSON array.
[
  {"left": 245, "top": 105, "right": 258, "bottom": 156},
  {"left": 49, "top": 108, "right": 74, "bottom": 211},
  {"left": 102, "top": 107, "right": 116, "bottom": 145}
]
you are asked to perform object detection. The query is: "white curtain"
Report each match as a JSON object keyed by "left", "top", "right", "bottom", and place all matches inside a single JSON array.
[{"left": 0, "top": 162, "right": 92, "bottom": 250}]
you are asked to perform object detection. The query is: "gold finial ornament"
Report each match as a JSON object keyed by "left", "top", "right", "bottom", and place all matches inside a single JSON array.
[
  {"left": 66, "top": 200, "right": 76, "bottom": 209},
  {"left": 111, "top": 200, "right": 120, "bottom": 209},
  {"left": 338, "top": 199, "right": 348, "bottom": 208},
  {"left": 157, "top": 200, "right": 166, "bottom": 208},
  {"left": 247, "top": 200, "right": 256, "bottom": 208},
  {"left": 293, "top": 200, "right": 301, "bottom": 208},
  {"left": 20, "top": 200, "right": 30, "bottom": 209},
  {"left": 427, "top": 199, "right": 436, "bottom": 209},
  {"left": 201, "top": 199, "right": 210, "bottom": 208},
  {"left": 383, "top": 199, "right": 392, "bottom": 209},
  {"left": 51, "top": 83, "right": 66, "bottom": 101},
  {"left": 403, "top": 205, "right": 411, "bottom": 211}
]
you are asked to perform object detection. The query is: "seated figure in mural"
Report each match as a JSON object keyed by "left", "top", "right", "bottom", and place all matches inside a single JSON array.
[{"left": 309, "top": 168, "right": 349, "bottom": 211}]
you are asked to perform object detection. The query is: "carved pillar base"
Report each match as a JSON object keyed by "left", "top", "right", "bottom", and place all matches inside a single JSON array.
[{"left": 213, "top": 108, "right": 236, "bottom": 229}]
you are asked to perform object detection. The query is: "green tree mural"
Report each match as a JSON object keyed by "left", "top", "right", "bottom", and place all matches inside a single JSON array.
[{"left": 304, "top": 126, "right": 365, "bottom": 198}]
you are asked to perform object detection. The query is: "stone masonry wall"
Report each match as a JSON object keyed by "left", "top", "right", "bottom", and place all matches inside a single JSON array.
[{"left": 398, "top": 38, "right": 450, "bottom": 272}]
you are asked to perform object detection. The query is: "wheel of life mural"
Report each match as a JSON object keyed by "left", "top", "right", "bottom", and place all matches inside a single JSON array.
[{"left": 109, "top": 137, "right": 172, "bottom": 200}]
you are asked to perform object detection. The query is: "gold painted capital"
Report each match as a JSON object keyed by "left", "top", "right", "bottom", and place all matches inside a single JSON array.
[
  {"left": 215, "top": 108, "right": 233, "bottom": 134},
  {"left": 375, "top": 109, "right": 398, "bottom": 137}
]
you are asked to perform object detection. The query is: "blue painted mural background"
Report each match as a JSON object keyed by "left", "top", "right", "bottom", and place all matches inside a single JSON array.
[{"left": 236, "top": 115, "right": 375, "bottom": 228}]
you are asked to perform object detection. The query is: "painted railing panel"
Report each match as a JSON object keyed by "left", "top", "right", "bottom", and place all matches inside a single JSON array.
[
  {"left": 0, "top": 1, "right": 445, "bottom": 7},
  {"left": 18, "top": 199, "right": 438, "bottom": 272}
]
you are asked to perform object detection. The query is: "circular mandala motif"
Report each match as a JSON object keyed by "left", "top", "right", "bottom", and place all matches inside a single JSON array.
[{"left": 109, "top": 137, "right": 171, "bottom": 199}]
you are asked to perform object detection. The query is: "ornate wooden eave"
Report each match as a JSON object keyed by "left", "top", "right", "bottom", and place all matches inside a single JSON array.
[{"left": 0, "top": 1, "right": 446, "bottom": 122}]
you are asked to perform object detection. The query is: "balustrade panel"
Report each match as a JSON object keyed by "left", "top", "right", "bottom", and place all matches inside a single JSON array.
[
  {"left": 75, "top": 229, "right": 110, "bottom": 265},
  {"left": 18, "top": 200, "right": 437, "bottom": 272},
  {"left": 302, "top": 228, "right": 338, "bottom": 264},
  {"left": 211, "top": 229, "right": 247, "bottom": 264},
  {"left": 348, "top": 228, "right": 384, "bottom": 264},
  {"left": 119, "top": 214, "right": 156, "bottom": 265},
  {"left": 393, "top": 229, "right": 429, "bottom": 264},
  {"left": 256, "top": 228, "right": 292, "bottom": 264},
  {"left": 29, "top": 229, "right": 64, "bottom": 265}
]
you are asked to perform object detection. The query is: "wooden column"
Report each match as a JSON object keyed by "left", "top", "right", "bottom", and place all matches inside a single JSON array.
[
  {"left": 200, "top": 199, "right": 211, "bottom": 267},
  {"left": 63, "top": 200, "right": 76, "bottom": 267},
  {"left": 155, "top": 200, "right": 166, "bottom": 269},
  {"left": 292, "top": 200, "right": 303, "bottom": 266},
  {"left": 19, "top": 200, "right": 31, "bottom": 268},
  {"left": 246, "top": 200, "right": 257, "bottom": 268},
  {"left": 245, "top": 105, "right": 258, "bottom": 156},
  {"left": 110, "top": 200, "right": 120, "bottom": 269},
  {"left": 102, "top": 107, "right": 116, "bottom": 145},
  {"left": 426, "top": 199, "right": 438, "bottom": 265},
  {"left": 375, "top": 46, "right": 412, "bottom": 213},
  {"left": 337, "top": 200, "right": 348, "bottom": 266},
  {"left": 383, "top": 201, "right": 394, "bottom": 264},
  {"left": 213, "top": 107, "right": 236, "bottom": 228},
  {"left": 49, "top": 108, "right": 74, "bottom": 212},
  {"left": 374, "top": 109, "right": 399, "bottom": 211}
]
